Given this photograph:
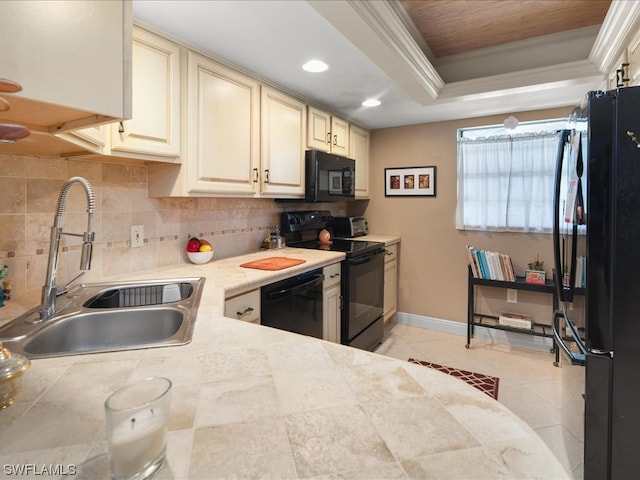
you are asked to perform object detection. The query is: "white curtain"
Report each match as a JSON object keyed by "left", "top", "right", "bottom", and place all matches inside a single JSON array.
[{"left": 456, "top": 131, "right": 559, "bottom": 232}]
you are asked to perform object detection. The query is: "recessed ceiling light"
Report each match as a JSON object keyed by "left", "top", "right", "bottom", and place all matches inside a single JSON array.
[
  {"left": 362, "top": 98, "right": 381, "bottom": 107},
  {"left": 302, "top": 60, "right": 329, "bottom": 73}
]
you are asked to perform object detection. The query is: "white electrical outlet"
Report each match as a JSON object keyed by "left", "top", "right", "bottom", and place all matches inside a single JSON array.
[
  {"left": 131, "top": 225, "right": 144, "bottom": 248},
  {"left": 507, "top": 288, "right": 517, "bottom": 303}
]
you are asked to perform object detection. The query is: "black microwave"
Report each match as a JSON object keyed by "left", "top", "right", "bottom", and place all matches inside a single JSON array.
[{"left": 305, "top": 150, "right": 355, "bottom": 202}]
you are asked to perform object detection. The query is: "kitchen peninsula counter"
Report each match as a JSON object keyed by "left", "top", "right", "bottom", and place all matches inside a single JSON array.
[{"left": 0, "top": 248, "right": 568, "bottom": 479}]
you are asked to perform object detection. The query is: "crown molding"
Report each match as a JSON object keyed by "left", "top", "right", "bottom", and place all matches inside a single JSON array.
[
  {"left": 441, "top": 60, "right": 603, "bottom": 101},
  {"left": 347, "top": 0, "right": 444, "bottom": 99},
  {"left": 590, "top": 0, "right": 640, "bottom": 72}
]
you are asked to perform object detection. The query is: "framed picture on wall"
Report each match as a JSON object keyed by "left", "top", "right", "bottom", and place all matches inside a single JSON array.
[{"left": 385, "top": 166, "right": 436, "bottom": 197}]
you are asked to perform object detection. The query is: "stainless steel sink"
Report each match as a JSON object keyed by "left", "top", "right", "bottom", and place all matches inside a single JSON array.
[{"left": 0, "top": 277, "right": 205, "bottom": 359}]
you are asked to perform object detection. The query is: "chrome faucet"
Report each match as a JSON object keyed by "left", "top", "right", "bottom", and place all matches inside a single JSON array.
[{"left": 38, "top": 177, "right": 95, "bottom": 321}]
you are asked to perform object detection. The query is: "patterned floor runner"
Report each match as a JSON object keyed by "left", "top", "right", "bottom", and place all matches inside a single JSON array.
[{"left": 407, "top": 358, "right": 500, "bottom": 400}]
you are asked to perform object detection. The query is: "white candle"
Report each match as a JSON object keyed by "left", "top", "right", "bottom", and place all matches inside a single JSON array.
[{"left": 108, "top": 408, "right": 168, "bottom": 477}]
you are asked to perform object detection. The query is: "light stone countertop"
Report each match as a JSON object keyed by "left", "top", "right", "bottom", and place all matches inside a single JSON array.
[
  {"left": 349, "top": 234, "right": 401, "bottom": 246},
  {"left": 0, "top": 247, "right": 569, "bottom": 479}
]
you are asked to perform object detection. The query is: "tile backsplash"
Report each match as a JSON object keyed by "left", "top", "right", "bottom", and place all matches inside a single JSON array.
[{"left": 0, "top": 154, "right": 345, "bottom": 299}]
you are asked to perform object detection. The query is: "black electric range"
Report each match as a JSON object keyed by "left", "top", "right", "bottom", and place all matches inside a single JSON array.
[{"left": 281, "top": 211, "right": 385, "bottom": 351}]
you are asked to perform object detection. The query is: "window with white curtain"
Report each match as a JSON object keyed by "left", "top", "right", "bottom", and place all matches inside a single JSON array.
[{"left": 456, "top": 120, "right": 566, "bottom": 233}]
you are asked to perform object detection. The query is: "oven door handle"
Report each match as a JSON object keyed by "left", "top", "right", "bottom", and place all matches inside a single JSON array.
[
  {"left": 265, "top": 274, "right": 323, "bottom": 301},
  {"left": 348, "top": 250, "right": 383, "bottom": 265}
]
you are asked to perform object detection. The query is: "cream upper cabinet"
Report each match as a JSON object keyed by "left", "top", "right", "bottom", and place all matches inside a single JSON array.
[
  {"left": 330, "top": 116, "right": 350, "bottom": 156},
  {"left": 186, "top": 51, "right": 260, "bottom": 195},
  {"left": 308, "top": 107, "right": 332, "bottom": 152},
  {"left": 55, "top": 125, "right": 110, "bottom": 156},
  {"left": 349, "top": 125, "right": 370, "bottom": 199},
  {"left": 607, "top": 52, "right": 629, "bottom": 90},
  {"left": 627, "top": 29, "right": 640, "bottom": 87},
  {"left": 307, "top": 106, "right": 349, "bottom": 156},
  {"left": 260, "top": 86, "right": 306, "bottom": 197},
  {"left": 110, "top": 27, "right": 181, "bottom": 161},
  {"left": 0, "top": 1, "right": 131, "bottom": 134},
  {"left": 56, "top": 26, "right": 181, "bottom": 162}
]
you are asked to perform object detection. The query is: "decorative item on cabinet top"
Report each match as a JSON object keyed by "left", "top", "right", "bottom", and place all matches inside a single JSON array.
[{"left": 0, "top": 79, "right": 30, "bottom": 144}]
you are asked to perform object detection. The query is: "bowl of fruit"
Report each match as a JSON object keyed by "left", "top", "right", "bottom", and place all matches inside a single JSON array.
[{"left": 186, "top": 237, "right": 214, "bottom": 264}]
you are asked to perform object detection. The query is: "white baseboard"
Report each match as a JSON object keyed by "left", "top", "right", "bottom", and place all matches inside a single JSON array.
[{"left": 393, "top": 311, "right": 554, "bottom": 352}]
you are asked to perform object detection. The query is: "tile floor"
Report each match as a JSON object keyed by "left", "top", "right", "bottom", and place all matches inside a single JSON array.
[{"left": 377, "top": 320, "right": 583, "bottom": 479}]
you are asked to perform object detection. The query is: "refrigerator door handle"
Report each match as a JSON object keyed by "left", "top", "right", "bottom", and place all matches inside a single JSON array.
[
  {"left": 589, "top": 348, "right": 613, "bottom": 357},
  {"left": 552, "top": 309, "right": 586, "bottom": 366}
]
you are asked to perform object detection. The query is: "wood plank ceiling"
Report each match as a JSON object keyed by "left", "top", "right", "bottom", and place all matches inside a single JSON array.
[{"left": 399, "top": 0, "right": 612, "bottom": 57}]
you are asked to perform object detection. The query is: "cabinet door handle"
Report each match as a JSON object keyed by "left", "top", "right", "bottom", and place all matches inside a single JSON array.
[
  {"left": 118, "top": 121, "right": 125, "bottom": 134},
  {"left": 253, "top": 168, "right": 259, "bottom": 183},
  {"left": 236, "top": 306, "right": 254, "bottom": 318},
  {"left": 333, "top": 134, "right": 337, "bottom": 146},
  {"left": 327, "top": 132, "right": 331, "bottom": 145},
  {"left": 264, "top": 169, "right": 269, "bottom": 183},
  {"left": 616, "top": 63, "right": 630, "bottom": 88}
]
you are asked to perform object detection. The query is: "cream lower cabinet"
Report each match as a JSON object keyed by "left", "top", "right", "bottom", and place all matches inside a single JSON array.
[
  {"left": 307, "top": 106, "right": 349, "bottom": 156},
  {"left": 260, "top": 86, "right": 306, "bottom": 197},
  {"left": 225, "top": 289, "right": 261, "bottom": 324},
  {"left": 323, "top": 262, "right": 342, "bottom": 343},
  {"left": 349, "top": 124, "right": 370, "bottom": 199},
  {"left": 384, "top": 243, "right": 398, "bottom": 322}
]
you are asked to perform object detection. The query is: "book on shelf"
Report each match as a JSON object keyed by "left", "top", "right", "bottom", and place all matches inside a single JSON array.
[
  {"left": 498, "top": 312, "right": 533, "bottom": 330},
  {"left": 466, "top": 246, "right": 515, "bottom": 282},
  {"left": 574, "top": 255, "right": 586, "bottom": 288}
]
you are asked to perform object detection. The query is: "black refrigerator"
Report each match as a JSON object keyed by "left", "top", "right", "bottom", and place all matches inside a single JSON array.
[{"left": 553, "top": 86, "right": 640, "bottom": 479}]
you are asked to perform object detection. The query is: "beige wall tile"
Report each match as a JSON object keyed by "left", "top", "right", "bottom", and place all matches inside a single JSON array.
[
  {"left": 102, "top": 163, "right": 131, "bottom": 184},
  {"left": 0, "top": 178, "right": 26, "bottom": 214},
  {"left": 0, "top": 214, "right": 25, "bottom": 252},
  {"left": 67, "top": 159, "right": 102, "bottom": 184},
  {"left": 26, "top": 178, "right": 64, "bottom": 214},
  {"left": 25, "top": 157, "right": 67, "bottom": 180},
  {"left": 0, "top": 153, "right": 345, "bottom": 296},
  {"left": 0, "top": 155, "right": 26, "bottom": 177},
  {"left": 101, "top": 183, "right": 132, "bottom": 213}
]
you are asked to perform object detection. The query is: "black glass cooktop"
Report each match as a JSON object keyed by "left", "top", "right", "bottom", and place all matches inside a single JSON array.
[{"left": 288, "top": 238, "right": 384, "bottom": 257}]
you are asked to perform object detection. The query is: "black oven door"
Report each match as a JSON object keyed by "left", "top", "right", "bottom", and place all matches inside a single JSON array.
[{"left": 342, "top": 248, "right": 384, "bottom": 345}]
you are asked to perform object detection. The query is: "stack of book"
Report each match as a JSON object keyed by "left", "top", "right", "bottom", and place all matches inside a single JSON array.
[{"left": 466, "top": 245, "right": 516, "bottom": 282}]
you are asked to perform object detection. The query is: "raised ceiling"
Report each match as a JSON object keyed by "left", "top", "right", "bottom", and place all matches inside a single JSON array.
[
  {"left": 400, "top": 0, "right": 611, "bottom": 57},
  {"left": 132, "top": 0, "right": 638, "bottom": 130}
]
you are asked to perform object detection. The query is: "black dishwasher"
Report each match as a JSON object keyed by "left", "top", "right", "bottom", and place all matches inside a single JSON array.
[{"left": 260, "top": 268, "right": 324, "bottom": 339}]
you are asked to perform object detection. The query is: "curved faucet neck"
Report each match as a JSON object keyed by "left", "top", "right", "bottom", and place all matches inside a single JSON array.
[{"left": 39, "top": 177, "right": 95, "bottom": 321}]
